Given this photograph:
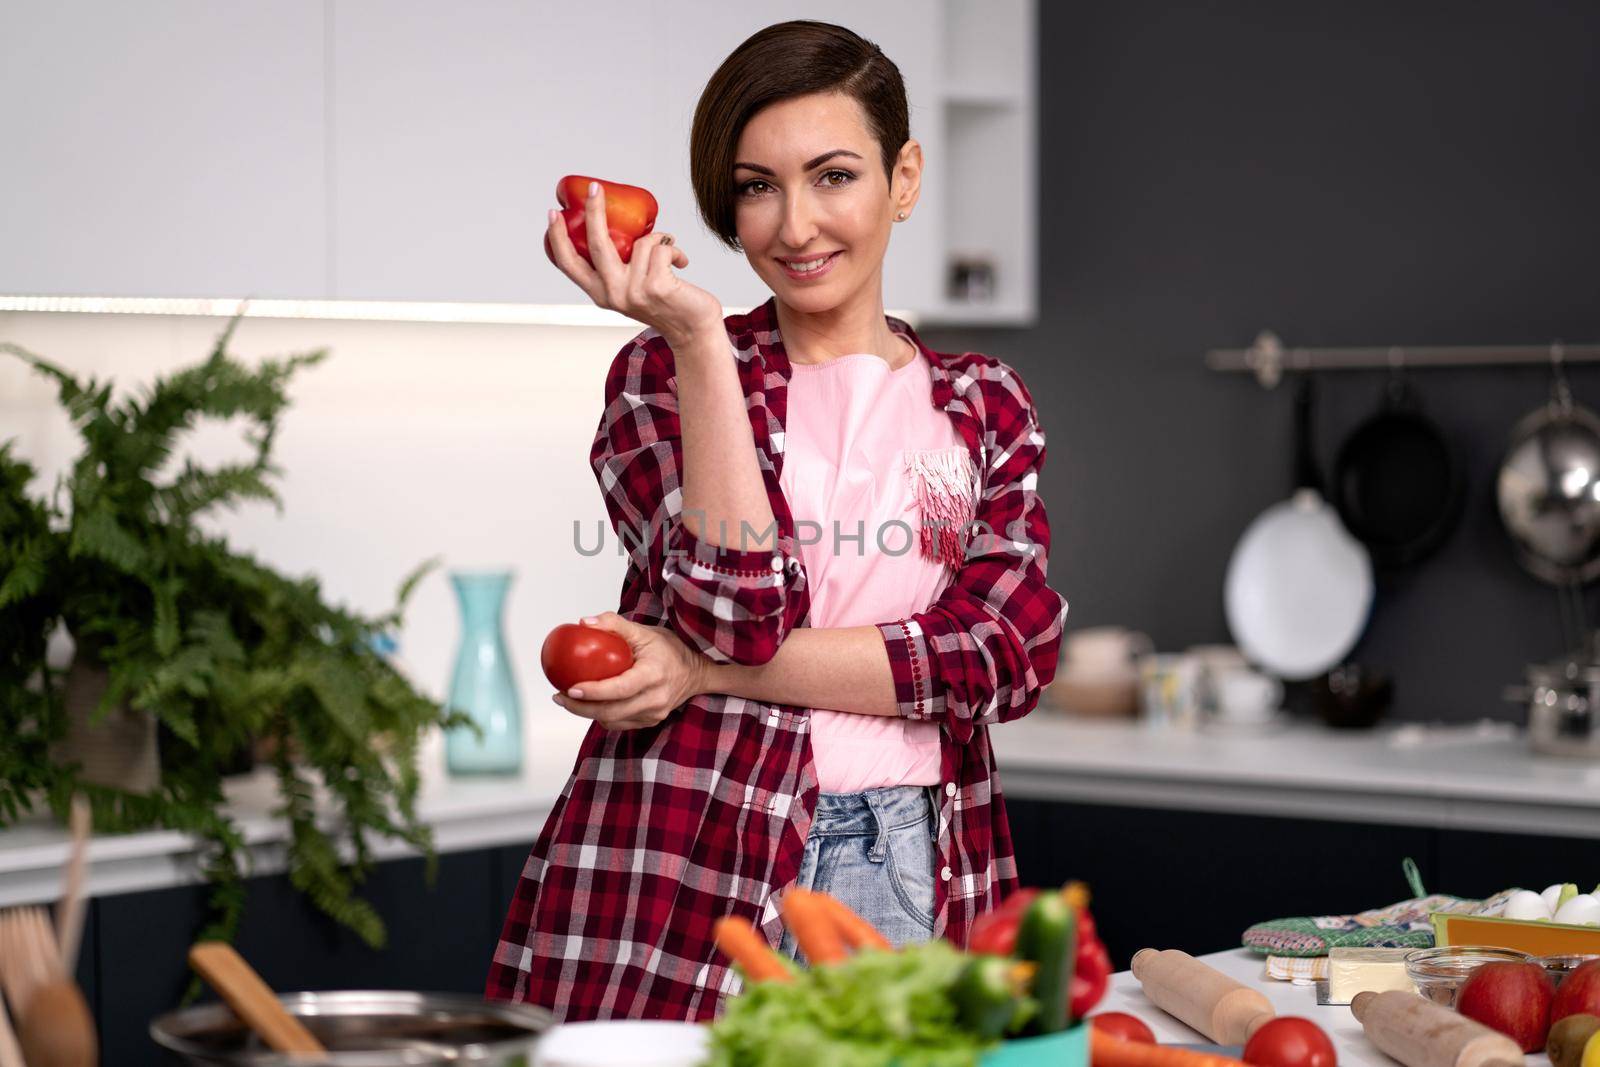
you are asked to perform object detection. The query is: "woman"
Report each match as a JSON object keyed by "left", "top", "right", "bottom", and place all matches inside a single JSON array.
[{"left": 486, "top": 19, "right": 1069, "bottom": 1022}]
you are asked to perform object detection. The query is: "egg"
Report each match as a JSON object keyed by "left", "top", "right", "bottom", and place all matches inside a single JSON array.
[
  {"left": 1543, "top": 884, "right": 1567, "bottom": 913},
  {"left": 1504, "top": 889, "right": 1554, "bottom": 921},
  {"left": 1553, "top": 893, "right": 1600, "bottom": 926}
]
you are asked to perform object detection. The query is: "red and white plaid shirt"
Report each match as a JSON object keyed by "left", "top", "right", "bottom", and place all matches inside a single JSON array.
[{"left": 485, "top": 296, "right": 1069, "bottom": 1021}]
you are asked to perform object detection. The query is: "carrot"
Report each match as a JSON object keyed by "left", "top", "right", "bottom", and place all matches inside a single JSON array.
[
  {"left": 809, "top": 891, "right": 892, "bottom": 951},
  {"left": 780, "top": 889, "right": 850, "bottom": 965},
  {"left": 713, "top": 916, "right": 792, "bottom": 983},
  {"left": 1091, "top": 1028, "right": 1249, "bottom": 1067}
]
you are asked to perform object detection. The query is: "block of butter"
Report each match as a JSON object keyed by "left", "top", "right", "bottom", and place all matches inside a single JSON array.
[{"left": 1326, "top": 947, "right": 1418, "bottom": 1004}]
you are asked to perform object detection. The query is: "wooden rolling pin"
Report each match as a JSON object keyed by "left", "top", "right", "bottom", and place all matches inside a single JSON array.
[
  {"left": 1351, "top": 991, "right": 1524, "bottom": 1067},
  {"left": 1130, "top": 948, "right": 1275, "bottom": 1044}
]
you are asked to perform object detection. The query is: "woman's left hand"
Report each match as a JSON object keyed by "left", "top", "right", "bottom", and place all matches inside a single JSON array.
[{"left": 551, "top": 612, "right": 709, "bottom": 731}]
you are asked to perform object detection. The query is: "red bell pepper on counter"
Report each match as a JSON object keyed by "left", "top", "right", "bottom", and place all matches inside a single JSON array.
[{"left": 962, "top": 881, "right": 1113, "bottom": 1020}]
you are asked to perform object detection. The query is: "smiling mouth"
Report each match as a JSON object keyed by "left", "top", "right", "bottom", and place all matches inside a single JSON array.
[{"left": 777, "top": 251, "right": 841, "bottom": 274}]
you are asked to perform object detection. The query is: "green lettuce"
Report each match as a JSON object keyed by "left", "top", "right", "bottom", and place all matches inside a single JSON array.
[{"left": 706, "top": 940, "right": 999, "bottom": 1067}]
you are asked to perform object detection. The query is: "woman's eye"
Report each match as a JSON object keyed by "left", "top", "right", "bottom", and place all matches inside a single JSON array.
[{"left": 737, "top": 171, "right": 855, "bottom": 197}]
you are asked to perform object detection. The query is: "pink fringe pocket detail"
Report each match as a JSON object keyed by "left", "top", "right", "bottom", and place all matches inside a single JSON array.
[{"left": 903, "top": 445, "right": 980, "bottom": 570}]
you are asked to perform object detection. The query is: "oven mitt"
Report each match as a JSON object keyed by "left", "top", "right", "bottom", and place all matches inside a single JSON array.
[{"left": 1242, "top": 858, "right": 1519, "bottom": 956}]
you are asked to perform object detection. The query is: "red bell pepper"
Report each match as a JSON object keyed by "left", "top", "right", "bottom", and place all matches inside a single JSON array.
[
  {"left": 545, "top": 174, "right": 658, "bottom": 267},
  {"left": 967, "top": 888, "right": 1039, "bottom": 956},
  {"left": 1070, "top": 928, "right": 1113, "bottom": 1018},
  {"left": 965, "top": 884, "right": 1113, "bottom": 1019}
]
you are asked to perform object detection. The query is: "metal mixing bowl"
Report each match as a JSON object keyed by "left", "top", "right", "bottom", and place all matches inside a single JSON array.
[{"left": 150, "top": 990, "right": 554, "bottom": 1065}]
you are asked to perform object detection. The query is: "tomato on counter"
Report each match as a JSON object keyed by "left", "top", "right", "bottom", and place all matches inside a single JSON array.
[
  {"left": 1091, "top": 1012, "right": 1157, "bottom": 1044},
  {"left": 1242, "top": 1017, "right": 1338, "bottom": 1067}
]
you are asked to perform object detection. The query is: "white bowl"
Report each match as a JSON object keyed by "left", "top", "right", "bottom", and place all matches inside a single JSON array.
[{"left": 533, "top": 1020, "right": 710, "bottom": 1067}]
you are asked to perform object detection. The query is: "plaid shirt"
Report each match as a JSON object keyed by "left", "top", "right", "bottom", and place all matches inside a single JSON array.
[{"left": 485, "top": 296, "right": 1069, "bottom": 1021}]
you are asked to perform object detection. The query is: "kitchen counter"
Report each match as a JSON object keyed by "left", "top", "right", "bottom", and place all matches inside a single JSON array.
[
  {"left": 5, "top": 711, "right": 1600, "bottom": 907},
  {"left": 991, "top": 715, "right": 1600, "bottom": 838},
  {"left": 0, "top": 745, "right": 573, "bottom": 907},
  {"left": 1108, "top": 948, "right": 1552, "bottom": 1067}
]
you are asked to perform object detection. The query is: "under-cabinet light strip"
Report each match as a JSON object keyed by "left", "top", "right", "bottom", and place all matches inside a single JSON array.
[{"left": 0, "top": 295, "right": 918, "bottom": 328}]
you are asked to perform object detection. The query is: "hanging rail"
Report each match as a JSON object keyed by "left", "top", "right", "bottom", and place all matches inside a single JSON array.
[{"left": 1208, "top": 331, "right": 1600, "bottom": 388}]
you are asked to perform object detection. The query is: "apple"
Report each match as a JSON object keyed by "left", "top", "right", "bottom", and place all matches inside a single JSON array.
[
  {"left": 1456, "top": 961, "right": 1555, "bottom": 1052},
  {"left": 1555, "top": 960, "right": 1600, "bottom": 1024}
]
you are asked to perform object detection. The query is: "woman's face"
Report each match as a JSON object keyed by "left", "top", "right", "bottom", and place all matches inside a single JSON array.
[{"left": 732, "top": 92, "right": 918, "bottom": 312}]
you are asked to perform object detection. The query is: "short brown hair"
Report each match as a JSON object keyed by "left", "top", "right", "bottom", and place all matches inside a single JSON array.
[{"left": 689, "top": 20, "right": 910, "bottom": 252}]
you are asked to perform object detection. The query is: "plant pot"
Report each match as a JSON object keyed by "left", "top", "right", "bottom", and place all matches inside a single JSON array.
[{"left": 52, "top": 655, "right": 160, "bottom": 794}]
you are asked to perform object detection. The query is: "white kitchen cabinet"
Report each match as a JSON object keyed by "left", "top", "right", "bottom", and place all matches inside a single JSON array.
[
  {"left": 1, "top": 1, "right": 1035, "bottom": 324},
  {"left": 924, "top": 0, "right": 1037, "bottom": 324},
  {"left": 329, "top": 0, "right": 671, "bottom": 304},
  {"left": 332, "top": 1, "right": 944, "bottom": 312},
  {"left": 0, "top": 1, "right": 326, "bottom": 299}
]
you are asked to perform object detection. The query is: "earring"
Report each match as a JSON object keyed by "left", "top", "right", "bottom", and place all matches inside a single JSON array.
[{"left": 896, "top": 212, "right": 907, "bottom": 221}]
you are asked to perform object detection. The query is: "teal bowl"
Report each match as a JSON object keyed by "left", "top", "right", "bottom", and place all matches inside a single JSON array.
[{"left": 979, "top": 1021, "right": 1090, "bottom": 1067}]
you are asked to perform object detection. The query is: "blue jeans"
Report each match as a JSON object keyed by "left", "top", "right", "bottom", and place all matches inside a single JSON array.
[{"left": 778, "top": 785, "right": 939, "bottom": 963}]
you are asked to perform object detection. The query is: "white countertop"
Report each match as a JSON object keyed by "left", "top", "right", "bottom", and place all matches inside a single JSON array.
[
  {"left": 0, "top": 745, "right": 574, "bottom": 907},
  {"left": 6, "top": 711, "right": 1600, "bottom": 907},
  {"left": 1109, "top": 949, "right": 1551, "bottom": 1067},
  {"left": 991, "top": 715, "right": 1600, "bottom": 838}
]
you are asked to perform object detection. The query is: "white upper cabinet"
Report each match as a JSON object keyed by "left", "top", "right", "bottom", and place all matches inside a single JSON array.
[
  {"left": 0, "top": 1, "right": 326, "bottom": 299},
  {"left": 332, "top": 1, "right": 943, "bottom": 311},
  {"left": 0, "top": 1, "right": 1033, "bottom": 323},
  {"left": 330, "top": 0, "right": 670, "bottom": 304}
]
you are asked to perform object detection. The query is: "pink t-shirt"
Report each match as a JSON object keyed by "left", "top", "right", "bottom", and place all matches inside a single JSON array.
[{"left": 780, "top": 346, "right": 976, "bottom": 793}]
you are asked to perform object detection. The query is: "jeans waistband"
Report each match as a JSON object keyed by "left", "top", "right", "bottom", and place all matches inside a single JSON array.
[{"left": 811, "top": 785, "right": 934, "bottom": 838}]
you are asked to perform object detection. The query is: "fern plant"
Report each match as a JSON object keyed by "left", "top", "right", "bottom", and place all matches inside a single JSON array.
[{"left": 0, "top": 318, "right": 473, "bottom": 959}]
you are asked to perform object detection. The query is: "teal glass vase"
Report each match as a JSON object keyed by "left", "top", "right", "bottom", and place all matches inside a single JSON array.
[{"left": 445, "top": 569, "right": 523, "bottom": 776}]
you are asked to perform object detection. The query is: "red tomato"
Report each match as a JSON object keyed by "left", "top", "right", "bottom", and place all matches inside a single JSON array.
[
  {"left": 1091, "top": 1013, "right": 1156, "bottom": 1044},
  {"left": 541, "top": 623, "right": 634, "bottom": 692},
  {"left": 545, "top": 174, "right": 658, "bottom": 267},
  {"left": 1243, "top": 1017, "right": 1338, "bottom": 1067}
]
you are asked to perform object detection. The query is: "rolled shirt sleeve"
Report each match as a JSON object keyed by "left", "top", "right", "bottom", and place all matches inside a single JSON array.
[
  {"left": 876, "top": 363, "right": 1069, "bottom": 744},
  {"left": 590, "top": 332, "right": 805, "bottom": 666}
]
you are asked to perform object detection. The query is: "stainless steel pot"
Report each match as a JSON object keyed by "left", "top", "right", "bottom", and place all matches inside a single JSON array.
[
  {"left": 1496, "top": 367, "right": 1600, "bottom": 585},
  {"left": 150, "top": 991, "right": 555, "bottom": 1065},
  {"left": 1504, "top": 658, "right": 1600, "bottom": 759}
]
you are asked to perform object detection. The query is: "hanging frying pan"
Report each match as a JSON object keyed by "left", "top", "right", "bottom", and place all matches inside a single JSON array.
[
  {"left": 1224, "top": 375, "right": 1375, "bottom": 681},
  {"left": 1331, "top": 373, "right": 1466, "bottom": 568}
]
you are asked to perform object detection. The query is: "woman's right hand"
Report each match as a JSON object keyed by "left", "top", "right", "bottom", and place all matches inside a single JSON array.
[{"left": 545, "top": 180, "right": 724, "bottom": 347}]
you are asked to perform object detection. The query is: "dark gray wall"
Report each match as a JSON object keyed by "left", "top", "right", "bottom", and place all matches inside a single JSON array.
[{"left": 925, "top": 2, "right": 1600, "bottom": 722}]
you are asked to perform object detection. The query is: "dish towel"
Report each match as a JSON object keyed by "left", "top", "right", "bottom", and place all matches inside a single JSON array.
[
  {"left": 1265, "top": 956, "right": 1330, "bottom": 982},
  {"left": 1242, "top": 859, "right": 1519, "bottom": 957}
]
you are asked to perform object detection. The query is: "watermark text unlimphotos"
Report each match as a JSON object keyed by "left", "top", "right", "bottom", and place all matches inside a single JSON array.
[{"left": 571, "top": 509, "right": 1035, "bottom": 559}]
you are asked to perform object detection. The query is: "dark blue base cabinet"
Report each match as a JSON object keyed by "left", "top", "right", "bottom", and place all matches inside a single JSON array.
[
  {"left": 76, "top": 805, "right": 1600, "bottom": 1063},
  {"left": 85, "top": 842, "right": 534, "bottom": 1066},
  {"left": 1004, "top": 799, "right": 1600, "bottom": 972}
]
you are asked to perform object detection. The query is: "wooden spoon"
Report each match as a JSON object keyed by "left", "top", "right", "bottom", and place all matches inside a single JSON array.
[
  {"left": 55, "top": 795, "right": 91, "bottom": 977},
  {"left": 188, "top": 942, "right": 326, "bottom": 1056},
  {"left": 0, "top": 906, "right": 97, "bottom": 1067},
  {"left": 18, "top": 981, "right": 97, "bottom": 1067},
  {"left": 0, "top": 989, "right": 27, "bottom": 1067}
]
